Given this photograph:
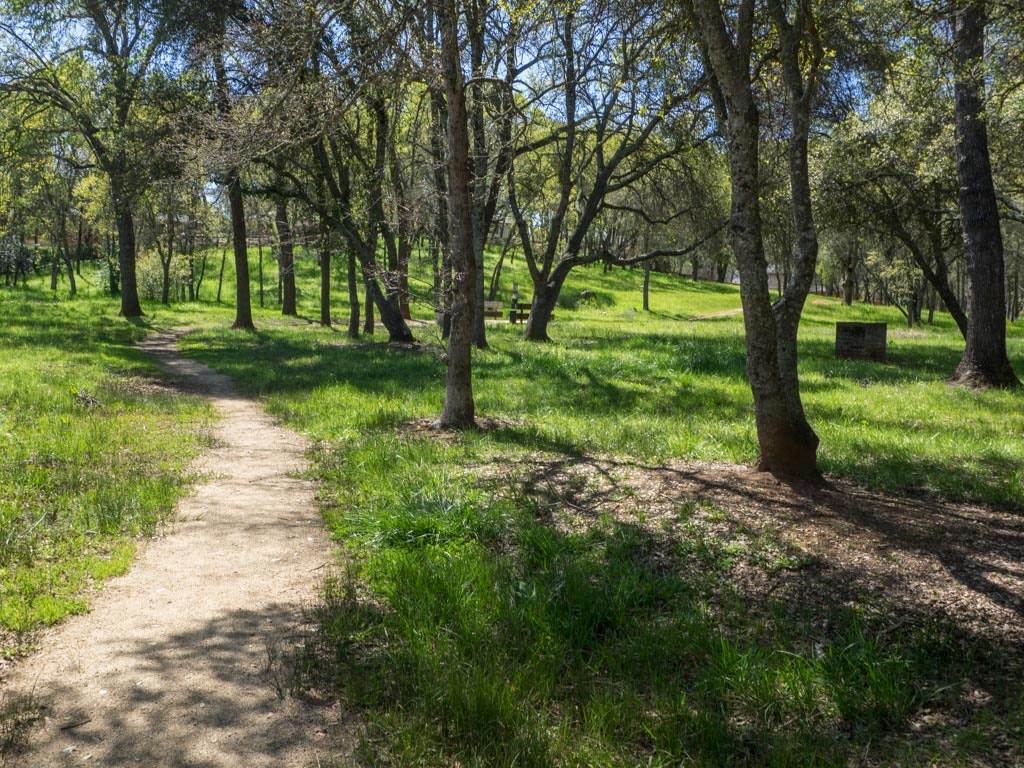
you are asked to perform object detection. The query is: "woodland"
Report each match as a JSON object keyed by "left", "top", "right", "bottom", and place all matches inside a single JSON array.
[{"left": 2, "top": 0, "right": 1024, "bottom": 765}]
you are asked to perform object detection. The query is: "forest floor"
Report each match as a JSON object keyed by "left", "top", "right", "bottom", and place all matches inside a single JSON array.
[
  {"left": 2, "top": 326, "right": 1022, "bottom": 766},
  {"left": 0, "top": 331, "right": 355, "bottom": 767},
  {"left": 483, "top": 451, "right": 1024, "bottom": 649}
]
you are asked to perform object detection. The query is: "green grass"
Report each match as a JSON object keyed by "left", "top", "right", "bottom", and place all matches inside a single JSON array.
[
  {"left": 161, "top": 247, "right": 1024, "bottom": 766},
  {"left": 8, "top": 250, "right": 1024, "bottom": 765},
  {"left": 288, "top": 435, "right": 1014, "bottom": 766},
  {"left": 0, "top": 287, "right": 214, "bottom": 646}
]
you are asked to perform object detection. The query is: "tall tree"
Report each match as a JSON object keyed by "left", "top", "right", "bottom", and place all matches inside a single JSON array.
[
  {"left": 949, "top": 0, "right": 1019, "bottom": 387},
  {"left": 436, "top": 0, "right": 477, "bottom": 428},
  {"left": 507, "top": 0, "right": 714, "bottom": 341},
  {"left": 816, "top": 84, "right": 970, "bottom": 337},
  {"left": 0, "top": 0, "right": 184, "bottom": 316},
  {"left": 686, "top": 0, "right": 825, "bottom": 479}
]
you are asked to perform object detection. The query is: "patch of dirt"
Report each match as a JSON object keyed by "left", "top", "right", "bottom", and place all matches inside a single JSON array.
[
  {"left": 487, "top": 454, "right": 1024, "bottom": 650},
  {"left": 319, "top": 340, "right": 434, "bottom": 354},
  {"left": 688, "top": 308, "right": 744, "bottom": 321},
  {"left": 100, "top": 374, "right": 183, "bottom": 399},
  {"left": 0, "top": 330, "right": 356, "bottom": 767},
  {"left": 396, "top": 416, "right": 523, "bottom": 441}
]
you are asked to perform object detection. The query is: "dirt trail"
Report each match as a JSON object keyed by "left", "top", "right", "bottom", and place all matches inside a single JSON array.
[{"left": 1, "top": 331, "right": 350, "bottom": 767}]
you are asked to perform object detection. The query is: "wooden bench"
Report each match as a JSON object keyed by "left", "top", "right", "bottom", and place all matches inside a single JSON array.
[
  {"left": 509, "top": 299, "right": 530, "bottom": 323},
  {"left": 480, "top": 298, "right": 545, "bottom": 323}
]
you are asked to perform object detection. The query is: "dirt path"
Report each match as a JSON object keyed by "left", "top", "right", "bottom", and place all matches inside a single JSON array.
[{"left": 1, "top": 331, "right": 351, "bottom": 767}]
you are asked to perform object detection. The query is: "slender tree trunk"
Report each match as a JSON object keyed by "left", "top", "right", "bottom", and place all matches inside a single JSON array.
[
  {"left": 643, "top": 262, "right": 651, "bottom": 311},
  {"left": 227, "top": 172, "right": 254, "bottom": 330},
  {"left": 468, "top": 0, "right": 488, "bottom": 351},
  {"left": 398, "top": 238, "right": 412, "bottom": 320},
  {"left": 50, "top": 243, "right": 59, "bottom": 290},
  {"left": 429, "top": 85, "right": 452, "bottom": 339},
  {"left": 159, "top": 213, "right": 175, "bottom": 305},
  {"left": 347, "top": 247, "right": 360, "bottom": 338},
  {"left": 188, "top": 245, "right": 196, "bottom": 301},
  {"left": 257, "top": 221, "right": 265, "bottom": 309},
  {"left": 471, "top": 212, "right": 488, "bottom": 349},
  {"left": 159, "top": 244, "right": 171, "bottom": 304},
  {"left": 437, "top": 0, "right": 476, "bottom": 428},
  {"left": 275, "top": 195, "right": 297, "bottom": 315},
  {"left": 62, "top": 243, "right": 76, "bottom": 296},
  {"left": 950, "top": 0, "right": 1019, "bottom": 387},
  {"left": 216, "top": 244, "right": 227, "bottom": 303},
  {"left": 320, "top": 220, "right": 332, "bottom": 327},
  {"left": 75, "top": 219, "right": 84, "bottom": 277},
  {"left": 364, "top": 283, "right": 375, "bottom": 334}
]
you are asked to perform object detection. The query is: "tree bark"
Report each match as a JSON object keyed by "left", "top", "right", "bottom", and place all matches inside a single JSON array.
[
  {"left": 347, "top": 247, "right": 360, "bottom": 338},
  {"left": 115, "top": 202, "right": 143, "bottom": 317},
  {"left": 364, "top": 282, "right": 375, "bottom": 334},
  {"left": 227, "top": 171, "right": 254, "bottom": 330},
  {"left": 690, "top": 0, "right": 820, "bottom": 480},
  {"left": 275, "top": 194, "right": 297, "bottom": 316},
  {"left": 437, "top": 0, "right": 476, "bottom": 428},
  {"left": 319, "top": 220, "right": 332, "bottom": 328},
  {"left": 950, "top": 0, "right": 1019, "bottom": 387}
]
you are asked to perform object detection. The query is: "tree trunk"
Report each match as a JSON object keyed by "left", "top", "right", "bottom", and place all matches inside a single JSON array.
[
  {"left": 62, "top": 246, "right": 77, "bottom": 297},
  {"left": 275, "top": 195, "right": 297, "bottom": 315},
  {"left": 75, "top": 219, "right": 84, "bottom": 277},
  {"left": 732, "top": 113, "right": 817, "bottom": 479},
  {"left": 437, "top": 0, "right": 476, "bottom": 428},
  {"left": 347, "top": 247, "right": 360, "bottom": 338},
  {"left": 106, "top": 233, "right": 119, "bottom": 295},
  {"left": 471, "top": 212, "right": 488, "bottom": 349},
  {"left": 320, "top": 223, "right": 332, "bottom": 327},
  {"left": 398, "top": 237, "right": 412, "bottom": 320},
  {"left": 50, "top": 244, "right": 59, "bottom": 290},
  {"left": 216, "top": 245, "right": 226, "bottom": 303},
  {"left": 257, "top": 233, "right": 265, "bottom": 309},
  {"left": 116, "top": 204, "right": 143, "bottom": 317},
  {"left": 161, "top": 249, "right": 171, "bottom": 304},
  {"left": 364, "top": 283, "right": 375, "bottom": 334},
  {"left": 691, "top": 0, "right": 820, "bottom": 480},
  {"left": 523, "top": 268, "right": 566, "bottom": 342},
  {"left": 842, "top": 242, "right": 857, "bottom": 305},
  {"left": 429, "top": 85, "right": 452, "bottom": 340},
  {"left": 643, "top": 262, "right": 651, "bottom": 311},
  {"left": 227, "top": 171, "right": 254, "bottom": 330},
  {"left": 159, "top": 212, "right": 174, "bottom": 305},
  {"left": 469, "top": 0, "right": 489, "bottom": 351},
  {"left": 950, "top": 0, "right": 1019, "bottom": 387}
]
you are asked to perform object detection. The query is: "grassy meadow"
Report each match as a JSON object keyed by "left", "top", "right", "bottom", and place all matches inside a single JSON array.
[{"left": 3, "top": 248, "right": 1024, "bottom": 765}]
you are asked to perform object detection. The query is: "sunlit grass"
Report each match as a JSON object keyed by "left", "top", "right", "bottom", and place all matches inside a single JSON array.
[
  {"left": 167, "top": 250, "right": 1023, "bottom": 765},
  {"left": 9, "top": 250, "right": 1024, "bottom": 766},
  {"left": 0, "top": 289, "right": 214, "bottom": 642}
]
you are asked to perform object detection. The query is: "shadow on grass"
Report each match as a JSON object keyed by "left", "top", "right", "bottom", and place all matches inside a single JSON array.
[
  {"left": 0, "top": 295, "right": 150, "bottom": 358},
  {"left": 178, "top": 329, "right": 444, "bottom": 397},
  {"left": 170, "top": 322, "right": 1024, "bottom": 507},
  {"left": 303, "top": 454, "right": 1024, "bottom": 766}
]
